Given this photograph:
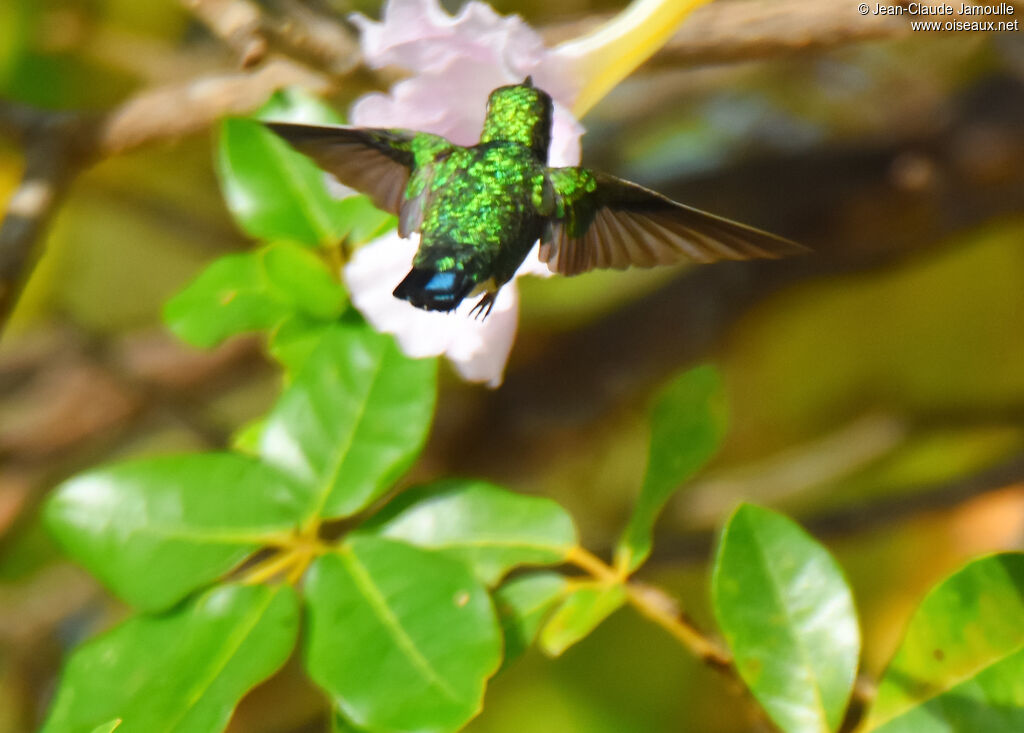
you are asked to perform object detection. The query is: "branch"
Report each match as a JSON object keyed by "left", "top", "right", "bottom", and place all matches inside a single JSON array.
[
  {"left": 0, "top": 105, "right": 82, "bottom": 325},
  {"left": 0, "top": 59, "right": 328, "bottom": 330},
  {"left": 181, "top": 0, "right": 360, "bottom": 75},
  {"left": 648, "top": 450, "right": 1024, "bottom": 565},
  {"left": 544, "top": 0, "right": 1024, "bottom": 67},
  {"left": 88, "top": 59, "right": 329, "bottom": 157}
]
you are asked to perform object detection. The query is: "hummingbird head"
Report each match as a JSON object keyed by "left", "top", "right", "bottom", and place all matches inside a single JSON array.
[{"left": 479, "top": 78, "right": 553, "bottom": 161}]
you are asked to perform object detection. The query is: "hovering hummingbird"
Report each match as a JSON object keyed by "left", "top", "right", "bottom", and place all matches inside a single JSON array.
[{"left": 266, "top": 77, "right": 806, "bottom": 318}]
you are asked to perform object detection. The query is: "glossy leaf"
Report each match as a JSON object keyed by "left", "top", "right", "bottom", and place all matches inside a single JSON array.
[
  {"left": 304, "top": 536, "right": 501, "bottom": 733},
  {"left": 539, "top": 584, "right": 627, "bottom": 657},
  {"left": 712, "top": 503, "right": 860, "bottom": 733},
  {"left": 868, "top": 552, "right": 1024, "bottom": 731},
  {"left": 361, "top": 479, "right": 577, "bottom": 585},
  {"left": 259, "top": 320, "right": 437, "bottom": 520},
  {"left": 41, "top": 584, "right": 299, "bottom": 733},
  {"left": 231, "top": 417, "right": 266, "bottom": 456},
  {"left": 164, "top": 243, "right": 345, "bottom": 348},
  {"left": 269, "top": 314, "right": 336, "bottom": 373},
  {"left": 616, "top": 365, "right": 727, "bottom": 572},
  {"left": 45, "top": 454, "right": 305, "bottom": 611},
  {"left": 494, "top": 572, "right": 569, "bottom": 664},
  {"left": 261, "top": 243, "right": 346, "bottom": 317},
  {"left": 257, "top": 88, "right": 344, "bottom": 126},
  {"left": 331, "top": 712, "right": 369, "bottom": 732},
  {"left": 218, "top": 90, "right": 393, "bottom": 248}
]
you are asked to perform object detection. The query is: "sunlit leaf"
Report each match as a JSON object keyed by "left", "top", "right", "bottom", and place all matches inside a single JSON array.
[
  {"left": 712, "top": 503, "right": 859, "bottom": 733},
  {"left": 218, "top": 89, "right": 394, "bottom": 248},
  {"left": 331, "top": 711, "right": 369, "bottom": 732},
  {"left": 304, "top": 536, "right": 501, "bottom": 733},
  {"left": 231, "top": 417, "right": 266, "bottom": 456},
  {"left": 868, "top": 552, "right": 1024, "bottom": 732},
  {"left": 494, "top": 572, "right": 569, "bottom": 664},
  {"left": 616, "top": 365, "right": 727, "bottom": 572},
  {"left": 269, "top": 314, "right": 336, "bottom": 373},
  {"left": 539, "top": 584, "right": 627, "bottom": 657},
  {"left": 41, "top": 584, "right": 299, "bottom": 733},
  {"left": 45, "top": 454, "right": 305, "bottom": 611},
  {"left": 164, "top": 243, "right": 345, "bottom": 348},
  {"left": 256, "top": 88, "right": 344, "bottom": 126},
  {"left": 362, "top": 480, "right": 577, "bottom": 585},
  {"left": 259, "top": 319, "right": 437, "bottom": 520}
]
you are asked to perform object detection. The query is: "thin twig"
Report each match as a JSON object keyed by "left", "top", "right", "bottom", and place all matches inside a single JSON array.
[{"left": 626, "top": 580, "right": 731, "bottom": 669}]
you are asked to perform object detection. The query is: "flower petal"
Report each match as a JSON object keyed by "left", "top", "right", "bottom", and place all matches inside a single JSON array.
[{"left": 345, "top": 234, "right": 523, "bottom": 387}]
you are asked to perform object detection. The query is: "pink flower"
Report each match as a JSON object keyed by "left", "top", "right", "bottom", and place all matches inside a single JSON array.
[{"left": 341, "top": 0, "right": 706, "bottom": 387}]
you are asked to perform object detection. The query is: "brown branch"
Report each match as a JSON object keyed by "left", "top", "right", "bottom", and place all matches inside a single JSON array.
[
  {"left": 645, "top": 450, "right": 1024, "bottom": 565},
  {"left": 87, "top": 59, "right": 329, "bottom": 157},
  {"left": 0, "top": 59, "right": 329, "bottom": 331},
  {"left": 544, "top": 0, "right": 1024, "bottom": 67},
  {"left": 181, "top": 0, "right": 360, "bottom": 75},
  {"left": 0, "top": 105, "right": 83, "bottom": 326}
]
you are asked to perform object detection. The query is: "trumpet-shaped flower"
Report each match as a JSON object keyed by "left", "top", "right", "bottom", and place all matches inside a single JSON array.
[{"left": 342, "top": 0, "right": 709, "bottom": 387}]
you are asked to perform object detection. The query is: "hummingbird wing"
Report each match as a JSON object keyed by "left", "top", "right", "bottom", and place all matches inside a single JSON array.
[
  {"left": 540, "top": 168, "right": 808, "bottom": 276},
  {"left": 264, "top": 123, "right": 450, "bottom": 228}
]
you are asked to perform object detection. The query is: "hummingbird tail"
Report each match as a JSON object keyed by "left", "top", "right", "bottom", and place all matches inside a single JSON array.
[{"left": 393, "top": 268, "right": 476, "bottom": 312}]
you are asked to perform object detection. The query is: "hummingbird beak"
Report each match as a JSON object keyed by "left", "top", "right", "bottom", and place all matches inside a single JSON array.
[{"left": 522, "top": 75, "right": 534, "bottom": 88}]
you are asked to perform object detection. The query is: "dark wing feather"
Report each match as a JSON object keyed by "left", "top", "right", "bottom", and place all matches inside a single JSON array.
[
  {"left": 264, "top": 122, "right": 422, "bottom": 216},
  {"left": 540, "top": 169, "right": 808, "bottom": 276}
]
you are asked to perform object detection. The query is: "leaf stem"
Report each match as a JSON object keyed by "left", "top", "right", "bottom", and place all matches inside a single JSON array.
[
  {"left": 242, "top": 548, "right": 301, "bottom": 585},
  {"left": 567, "top": 545, "right": 731, "bottom": 668},
  {"left": 566, "top": 546, "right": 622, "bottom": 584},
  {"left": 242, "top": 528, "right": 330, "bottom": 585},
  {"left": 625, "top": 581, "right": 730, "bottom": 668}
]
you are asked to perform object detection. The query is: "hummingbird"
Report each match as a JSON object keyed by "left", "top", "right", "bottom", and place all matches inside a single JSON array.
[{"left": 266, "top": 77, "right": 806, "bottom": 318}]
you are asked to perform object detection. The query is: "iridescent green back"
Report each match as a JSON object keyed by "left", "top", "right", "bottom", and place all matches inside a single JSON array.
[
  {"left": 478, "top": 81, "right": 553, "bottom": 162},
  {"left": 412, "top": 144, "right": 549, "bottom": 284}
]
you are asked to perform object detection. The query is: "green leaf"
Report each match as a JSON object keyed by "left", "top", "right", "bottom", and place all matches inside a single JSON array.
[
  {"left": 539, "top": 584, "right": 627, "bottom": 657},
  {"left": 164, "top": 243, "right": 345, "bottom": 348},
  {"left": 262, "top": 243, "right": 346, "bottom": 317},
  {"left": 867, "top": 552, "right": 1024, "bottom": 731},
  {"left": 257, "top": 88, "right": 344, "bottom": 126},
  {"left": 616, "top": 365, "right": 727, "bottom": 572},
  {"left": 331, "top": 711, "right": 370, "bottom": 732},
  {"left": 259, "top": 320, "right": 437, "bottom": 520},
  {"left": 361, "top": 479, "right": 577, "bottom": 585},
  {"left": 45, "top": 454, "right": 305, "bottom": 611},
  {"left": 269, "top": 314, "right": 336, "bottom": 373},
  {"left": 712, "top": 503, "right": 860, "bottom": 733},
  {"left": 304, "top": 536, "right": 501, "bottom": 733},
  {"left": 217, "top": 90, "right": 394, "bottom": 248},
  {"left": 41, "top": 584, "right": 299, "bottom": 733},
  {"left": 494, "top": 572, "right": 569, "bottom": 664},
  {"left": 231, "top": 417, "right": 266, "bottom": 456}
]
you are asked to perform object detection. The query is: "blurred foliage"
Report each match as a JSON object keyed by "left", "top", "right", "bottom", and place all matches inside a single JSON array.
[{"left": 1, "top": 0, "right": 1023, "bottom": 732}]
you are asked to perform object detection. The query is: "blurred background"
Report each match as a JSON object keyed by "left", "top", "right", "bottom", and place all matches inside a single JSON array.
[{"left": 1, "top": 1, "right": 1022, "bottom": 731}]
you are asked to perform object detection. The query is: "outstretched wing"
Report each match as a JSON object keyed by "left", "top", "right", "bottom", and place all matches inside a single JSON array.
[
  {"left": 264, "top": 123, "right": 450, "bottom": 230},
  {"left": 540, "top": 168, "right": 808, "bottom": 276}
]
